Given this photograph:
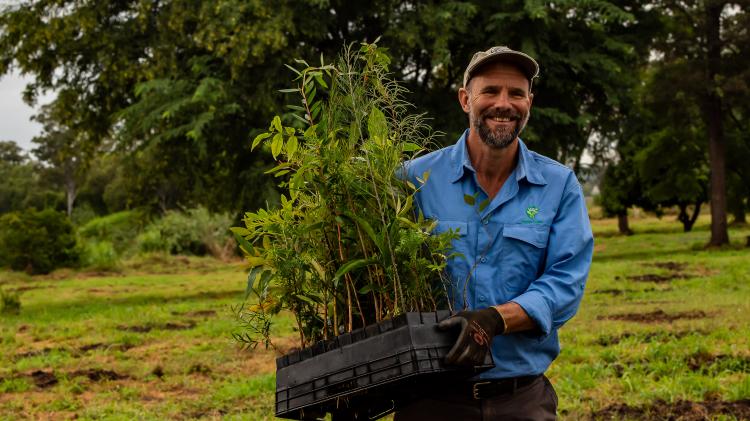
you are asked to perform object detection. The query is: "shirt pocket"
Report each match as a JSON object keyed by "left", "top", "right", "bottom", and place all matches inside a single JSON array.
[{"left": 501, "top": 224, "right": 550, "bottom": 298}]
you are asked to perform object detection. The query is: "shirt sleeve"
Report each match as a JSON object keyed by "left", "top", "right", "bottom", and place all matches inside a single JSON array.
[{"left": 510, "top": 173, "right": 594, "bottom": 336}]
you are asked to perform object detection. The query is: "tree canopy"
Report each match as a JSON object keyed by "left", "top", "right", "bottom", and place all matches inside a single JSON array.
[{"left": 0, "top": 0, "right": 747, "bottom": 241}]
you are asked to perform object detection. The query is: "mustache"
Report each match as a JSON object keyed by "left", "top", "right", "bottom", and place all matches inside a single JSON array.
[{"left": 481, "top": 109, "right": 521, "bottom": 120}]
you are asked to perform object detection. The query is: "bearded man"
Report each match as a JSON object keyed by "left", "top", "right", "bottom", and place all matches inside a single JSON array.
[{"left": 398, "top": 46, "right": 594, "bottom": 420}]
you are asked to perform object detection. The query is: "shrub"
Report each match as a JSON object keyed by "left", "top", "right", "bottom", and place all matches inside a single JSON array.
[
  {"left": 80, "top": 240, "right": 119, "bottom": 271},
  {"left": 0, "top": 209, "right": 79, "bottom": 274},
  {"left": 78, "top": 210, "right": 148, "bottom": 253},
  {"left": 136, "top": 207, "right": 234, "bottom": 259},
  {"left": 0, "top": 288, "right": 21, "bottom": 315}
]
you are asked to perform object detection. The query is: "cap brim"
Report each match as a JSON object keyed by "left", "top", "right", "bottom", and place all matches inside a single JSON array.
[{"left": 466, "top": 53, "right": 539, "bottom": 85}]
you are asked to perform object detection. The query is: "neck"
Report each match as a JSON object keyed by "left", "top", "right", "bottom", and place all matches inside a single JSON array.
[{"left": 466, "top": 129, "right": 519, "bottom": 199}]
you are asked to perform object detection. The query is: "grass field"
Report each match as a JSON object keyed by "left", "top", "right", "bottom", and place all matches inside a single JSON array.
[{"left": 1, "top": 215, "right": 749, "bottom": 420}]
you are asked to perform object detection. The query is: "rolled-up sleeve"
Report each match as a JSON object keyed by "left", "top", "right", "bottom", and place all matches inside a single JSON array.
[{"left": 511, "top": 174, "right": 594, "bottom": 336}]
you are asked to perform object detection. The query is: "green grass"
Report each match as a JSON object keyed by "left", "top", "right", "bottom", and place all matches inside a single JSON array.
[
  {"left": 551, "top": 214, "right": 750, "bottom": 419},
  {"left": 0, "top": 255, "right": 292, "bottom": 420},
  {"left": 0, "top": 215, "right": 748, "bottom": 419}
]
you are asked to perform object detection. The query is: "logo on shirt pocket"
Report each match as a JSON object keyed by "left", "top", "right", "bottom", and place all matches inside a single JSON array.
[{"left": 523, "top": 205, "right": 542, "bottom": 224}]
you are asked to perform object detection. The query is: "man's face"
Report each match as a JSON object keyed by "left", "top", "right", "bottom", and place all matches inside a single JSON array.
[{"left": 459, "top": 63, "right": 533, "bottom": 149}]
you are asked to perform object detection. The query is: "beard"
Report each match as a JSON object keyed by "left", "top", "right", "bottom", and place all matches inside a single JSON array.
[{"left": 472, "top": 108, "right": 529, "bottom": 149}]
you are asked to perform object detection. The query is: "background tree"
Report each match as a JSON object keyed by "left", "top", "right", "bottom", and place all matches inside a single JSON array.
[
  {"left": 0, "top": 140, "right": 63, "bottom": 213},
  {"left": 647, "top": 0, "right": 750, "bottom": 245},
  {"left": 1, "top": 0, "right": 651, "bottom": 217}
]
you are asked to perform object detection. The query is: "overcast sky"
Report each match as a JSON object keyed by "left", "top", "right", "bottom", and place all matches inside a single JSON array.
[{"left": 0, "top": 71, "right": 54, "bottom": 152}]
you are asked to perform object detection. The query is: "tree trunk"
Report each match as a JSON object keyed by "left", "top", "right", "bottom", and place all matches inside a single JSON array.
[
  {"left": 705, "top": 1, "right": 729, "bottom": 246},
  {"left": 65, "top": 166, "right": 77, "bottom": 217},
  {"left": 617, "top": 212, "right": 633, "bottom": 235},
  {"left": 678, "top": 202, "right": 702, "bottom": 232}
]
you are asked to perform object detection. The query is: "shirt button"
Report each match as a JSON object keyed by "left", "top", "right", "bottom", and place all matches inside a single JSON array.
[
  {"left": 479, "top": 295, "right": 486, "bottom": 301},
  {"left": 483, "top": 219, "right": 489, "bottom": 225},
  {"left": 480, "top": 257, "right": 487, "bottom": 263}
]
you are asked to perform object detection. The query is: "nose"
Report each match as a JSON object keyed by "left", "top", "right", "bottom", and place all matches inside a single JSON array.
[{"left": 492, "top": 91, "right": 512, "bottom": 111}]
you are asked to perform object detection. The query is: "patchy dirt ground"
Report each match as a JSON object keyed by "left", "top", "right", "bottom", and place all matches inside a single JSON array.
[
  {"left": 591, "top": 398, "right": 750, "bottom": 420},
  {"left": 597, "top": 309, "right": 708, "bottom": 323},
  {"left": 595, "top": 329, "right": 711, "bottom": 346}
]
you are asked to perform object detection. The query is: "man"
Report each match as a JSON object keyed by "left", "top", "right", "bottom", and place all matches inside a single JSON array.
[{"left": 397, "top": 46, "right": 594, "bottom": 420}]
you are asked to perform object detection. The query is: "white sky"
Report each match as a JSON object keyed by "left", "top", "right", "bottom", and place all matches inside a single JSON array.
[{"left": 0, "top": 71, "right": 54, "bottom": 151}]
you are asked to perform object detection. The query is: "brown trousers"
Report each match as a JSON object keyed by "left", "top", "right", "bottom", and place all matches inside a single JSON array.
[{"left": 393, "top": 376, "right": 558, "bottom": 421}]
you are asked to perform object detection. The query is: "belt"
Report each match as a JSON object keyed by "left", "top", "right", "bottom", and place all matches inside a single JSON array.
[{"left": 465, "top": 375, "right": 542, "bottom": 400}]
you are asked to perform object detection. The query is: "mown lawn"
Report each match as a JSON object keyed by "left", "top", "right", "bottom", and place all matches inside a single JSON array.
[{"left": 1, "top": 216, "right": 749, "bottom": 420}]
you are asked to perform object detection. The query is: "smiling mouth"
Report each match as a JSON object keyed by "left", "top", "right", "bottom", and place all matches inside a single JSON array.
[{"left": 487, "top": 116, "right": 515, "bottom": 123}]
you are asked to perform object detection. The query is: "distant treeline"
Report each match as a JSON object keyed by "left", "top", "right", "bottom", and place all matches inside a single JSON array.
[{"left": 0, "top": 1, "right": 748, "bottom": 243}]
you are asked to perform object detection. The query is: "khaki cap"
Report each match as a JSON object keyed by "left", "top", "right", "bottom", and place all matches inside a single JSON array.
[{"left": 463, "top": 46, "right": 540, "bottom": 87}]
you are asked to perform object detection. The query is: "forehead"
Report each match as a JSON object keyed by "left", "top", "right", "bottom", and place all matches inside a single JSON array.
[{"left": 469, "top": 62, "right": 530, "bottom": 91}]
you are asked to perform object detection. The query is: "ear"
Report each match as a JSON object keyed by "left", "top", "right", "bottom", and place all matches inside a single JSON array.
[
  {"left": 528, "top": 92, "right": 534, "bottom": 108},
  {"left": 458, "top": 88, "right": 470, "bottom": 113}
]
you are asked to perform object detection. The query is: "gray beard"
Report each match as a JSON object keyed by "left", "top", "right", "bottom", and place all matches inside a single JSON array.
[{"left": 473, "top": 112, "right": 529, "bottom": 149}]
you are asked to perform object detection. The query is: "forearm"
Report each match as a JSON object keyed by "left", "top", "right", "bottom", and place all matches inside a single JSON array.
[{"left": 493, "top": 302, "right": 537, "bottom": 333}]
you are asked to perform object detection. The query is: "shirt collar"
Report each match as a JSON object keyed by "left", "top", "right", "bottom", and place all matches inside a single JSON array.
[{"left": 449, "top": 129, "right": 547, "bottom": 186}]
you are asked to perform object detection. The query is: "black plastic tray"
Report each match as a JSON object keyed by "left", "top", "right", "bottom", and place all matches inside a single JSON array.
[{"left": 275, "top": 311, "right": 494, "bottom": 420}]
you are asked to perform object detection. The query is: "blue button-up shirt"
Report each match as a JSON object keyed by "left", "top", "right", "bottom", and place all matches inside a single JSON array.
[{"left": 405, "top": 130, "right": 594, "bottom": 379}]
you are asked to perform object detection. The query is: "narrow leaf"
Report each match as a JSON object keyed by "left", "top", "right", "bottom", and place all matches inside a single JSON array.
[
  {"left": 271, "top": 133, "right": 283, "bottom": 159},
  {"left": 251, "top": 132, "right": 271, "bottom": 150},
  {"left": 334, "top": 258, "right": 376, "bottom": 282},
  {"left": 246, "top": 267, "right": 264, "bottom": 297},
  {"left": 286, "top": 136, "right": 298, "bottom": 157},
  {"left": 402, "top": 142, "right": 421, "bottom": 152},
  {"left": 367, "top": 106, "right": 388, "bottom": 142}
]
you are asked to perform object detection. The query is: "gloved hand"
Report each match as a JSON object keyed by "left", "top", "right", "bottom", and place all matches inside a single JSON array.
[{"left": 437, "top": 307, "right": 506, "bottom": 366}]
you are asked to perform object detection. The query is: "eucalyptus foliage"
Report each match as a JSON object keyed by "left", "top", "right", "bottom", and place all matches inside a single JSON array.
[{"left": 232, "top": 44, "right": 459, "bottom": 349}]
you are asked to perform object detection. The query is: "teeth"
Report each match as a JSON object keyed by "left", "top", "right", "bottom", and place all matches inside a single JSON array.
[{"left": 491, "top": 117, "right": 511, "bottom": 122}]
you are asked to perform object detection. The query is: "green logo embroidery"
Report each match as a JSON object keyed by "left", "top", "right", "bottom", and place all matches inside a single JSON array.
[
  {"left": 526, "top": 206, "right": 540, "bottom": 220},
  {"left": 523, "top": 206, "right": 542, "bottom": 224}
]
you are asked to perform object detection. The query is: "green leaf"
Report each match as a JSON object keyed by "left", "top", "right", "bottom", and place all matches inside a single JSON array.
[
  {"left": 358, "top": 284, "right": 374, "bottom": 294},
  {"left": 251, "top": 132, "right": 271, "bottom": 150},
  {"left": 264, "top": 162, "right": 291, "bottom": 174},
  {"left": 286, "top": 136, "right": 298, "bottom": 157},
  {"left": 334, "top": 258, "right": 376, "bottom": 282},
  {"left": 246, "top": 256, "right": 266, "bottom": 268},
  {"left": 278, "top": 88, "right": 299, "bottom": 93},
  {"left": 272, "top": 116, "right": 282, "bottom": 133},
  {"left": 271, "top": 133, "right": 283, "bottom": 159},
  {"left": 479, "top": 199, "right": 491, "bottom": 212},
  {"left": 286, "top": 104, "right": 306, "bottom": 112},
  {"left": 229, "top": 227, "right": 250, "bottom": 236},
  {"left": 402, "top": 142, "right": 421, "bottom": 152},
  {"left": 309, "top": 259, "right": 327, "bottom": 281},
  {"left": 232, "top": 231, "right": 254, "bottom": 255},
  {"left": 397, "top": 195, "right": 413, "bottom": 217},
  {"left": 256, "top": 270, "right": 274, "bottom": 298},
  {"left": 343, "top": 211, "right": 384, "bottom": 253},
  {"left": 295, "top": 294, "right": 318, "bottom": 306},
  {"left": 463, "top": 194, "right": 476, "bottom": 206},
  {"left": 245, "top": 267, "right": 264, "bottom": 298},
  {"left": 367, "top": 106, "right": 388, "bottom": 142},
  {"left": 314, "top": 74, "right": 328, "bottom": 89}
]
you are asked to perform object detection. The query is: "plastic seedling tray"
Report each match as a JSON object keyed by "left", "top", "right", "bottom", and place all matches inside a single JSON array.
[{"left": 275, "top": 311, "right": 494, "bottom": 420}]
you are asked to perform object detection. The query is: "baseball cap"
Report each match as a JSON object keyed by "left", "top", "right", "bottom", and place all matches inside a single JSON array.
[{"left": 463, "top": 46, "right": 540, "bottom": 88}]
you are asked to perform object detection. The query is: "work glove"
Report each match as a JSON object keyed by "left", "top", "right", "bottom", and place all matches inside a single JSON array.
[{"left": 437, "top": 308, "right": 505, "bottom": 367}]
